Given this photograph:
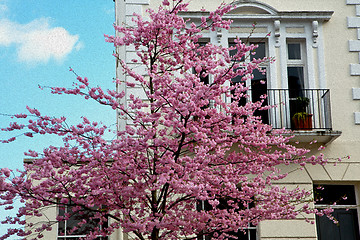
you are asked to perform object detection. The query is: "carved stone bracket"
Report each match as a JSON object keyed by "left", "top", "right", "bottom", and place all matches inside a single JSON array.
[
  {"left": 312, "top": 21, "right": 319, "bottom": 47},
  {"left": 274, "top": 20, "right": 280, "bottom": 47},
  {"left": 217, "top": 28, "right": 222, "bottom": 44}
]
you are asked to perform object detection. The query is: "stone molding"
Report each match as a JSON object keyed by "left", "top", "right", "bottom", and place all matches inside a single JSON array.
[{"left": 347, "top": 0, "right": 360, "bottom": 124}]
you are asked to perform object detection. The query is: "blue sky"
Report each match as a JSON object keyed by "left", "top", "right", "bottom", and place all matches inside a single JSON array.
[{"left": 0, "top": 0, "right": 117, "bottom": 236}]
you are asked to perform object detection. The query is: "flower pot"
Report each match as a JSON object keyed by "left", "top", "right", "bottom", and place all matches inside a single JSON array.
[{"left": 292, "top": 114, "right": 313, "bottom": 130}]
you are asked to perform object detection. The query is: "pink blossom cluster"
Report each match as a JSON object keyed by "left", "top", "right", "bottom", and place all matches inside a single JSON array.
[{"left": 1, "top": 1, "right": 332, "bottom": 239}]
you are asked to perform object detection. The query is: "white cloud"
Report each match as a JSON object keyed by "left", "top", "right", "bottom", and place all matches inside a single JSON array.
[{"left": 0, "top": 17, "right": 82, "bottom": 64}]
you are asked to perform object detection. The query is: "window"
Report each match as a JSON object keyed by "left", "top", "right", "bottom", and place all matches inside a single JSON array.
[
  {"left": 287, "top": 42, "right": 306, "bottom": 96},
  {"left": 228, "top": 39, "right": 269, "bottom": 124},
  {"left": 58, "top": 205, "right": 108, "bottom": 240},
  {"left": 287, "top": 41, "right": 309, "bottom": 128},
  {"left": 314, "top": 185, "right": 360, "bottom": 240},
  {"left": 194, "top": 38, "right": 211, "bottom": 85},
  {"left": 196, "top": 199, "right": 257, "bottom": 240},
  {"left": 193, "top": 39, "right": 211, "bottom": 114}
]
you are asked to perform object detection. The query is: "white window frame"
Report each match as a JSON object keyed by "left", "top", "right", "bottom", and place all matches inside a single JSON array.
[
  {"left": 57, "top": 205, "right": 108, "bottom": 240},
  {"left": 286, "top": 40, "right": 307, "bottom": 89},
  {"left": 228, "top": 38, "right": 269, "bottom": 89},
  {"left": 196, "top": 200, "right": 258, "bottom": 240},
  {"left": 314, "top": 184, "right": 360, "bottom": 240}
]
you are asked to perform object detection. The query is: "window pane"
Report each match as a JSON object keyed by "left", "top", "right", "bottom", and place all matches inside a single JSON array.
[
  {"left": 251, "top": 69, "right": 268, "bottom": 124},
  {"left": 229, "top": 41, "right": 237, "bottom": 57},
  {"left": 64, "top": 207, "right": 98, "bottom": 235},
  {"left": 287, "top": 67, "right": 304, "bottom": 98},
  {"left": 288, "top": 43, "right": 301, "bottom": 60},
  {"left": 228, "top": 40, "right": 246, "bottom": 62},
  {"left": 227, "top": 229, "right": 256, "bottom": 240},
  {"left": 314, "top": 185, "right": 357, "bottom": 205},
  {"left": 58, "top": 207, "right": 65, "bottom": 235},
  {"left": 231, "top": 74, "right": 244, "bottom": 84},
  {"left": 252, "top": 68, "right": 266, "bottom": 82},
  {"left": 194, "top": 39, "right": 210, "bottom": 85},
  {"left": 200, "top": 72, "right": 209, "bottom": 85},
  {"left": 339, "top": 210, "right": 360, "bottom": 240},
  {"left": 250, "top": 42, "right": 266, "bottom": 60},
  {"left": 58, "top": 205, "right": 108, "bottom": 237},
  {"left": 192, "top": 68, "right": 209, "bottom": 85},
  {"left": 316, "top": 209, "right": 360, "bottom": 240},
  {"left": 228, "top": 40, "right": 266, "bottom": 60},
  {"left": 197, "top": 229, "right": 256, "bottom": 240}
]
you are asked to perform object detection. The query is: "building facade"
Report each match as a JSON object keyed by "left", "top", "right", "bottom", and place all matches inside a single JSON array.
[
  {"left": 27, "top": 0, "right": 360, "bottom": 239},
  {"left": 114, "top": 0, "right": 360, "bottom": 239}
]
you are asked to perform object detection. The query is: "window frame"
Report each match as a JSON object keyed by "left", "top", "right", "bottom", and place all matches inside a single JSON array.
[
  {"left": 196, "top": 200, "right": 258, "bottom": 240},
  {"left": 228, "top": 38, "right": 269, "bottom": 125},
  {"left": 314, "top": 184, "right": 360, "bottom": 240},
  {"left": 57, "top": 204, "right": 108, "bottom": 240},
  {"left": 286, "top": 40, "right": 307, "bottom": 91},
  {"left": 228, "top": 38, "right": 269, "bottom": 90}
]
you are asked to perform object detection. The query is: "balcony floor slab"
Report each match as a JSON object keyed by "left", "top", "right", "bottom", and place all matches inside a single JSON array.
[{"left": 284, "top": 130, "right": 342, "bottom": 145}]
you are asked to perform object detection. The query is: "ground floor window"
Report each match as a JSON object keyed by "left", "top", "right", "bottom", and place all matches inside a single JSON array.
[
  {"left": 58, "top": 205, "right": 108, "bottom": 240},
  {"left": 197, "top": 228, "right": 256, "bottom": 240},
  {"left": 196, "top": 200, "right": 257, "bottom": 240},
  {"left": 314, "top": 184, "right": 360, "bottom": 240}
]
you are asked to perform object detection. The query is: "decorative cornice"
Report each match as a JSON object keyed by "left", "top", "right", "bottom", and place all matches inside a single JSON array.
[
  {"left": 179, "top": 11, "right": 333, "bottom": 22},
  {"left": 229, "top": 0, "right": 278, "bottom": 15}
]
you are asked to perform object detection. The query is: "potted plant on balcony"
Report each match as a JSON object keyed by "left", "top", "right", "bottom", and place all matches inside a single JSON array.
[{"left": 292, "top": 96, "right": 313, "bottom": 130}]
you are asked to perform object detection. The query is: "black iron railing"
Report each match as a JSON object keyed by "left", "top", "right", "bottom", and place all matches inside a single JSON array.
[{"left": 250, "top": 89, "right": 332, "bottom": 130}]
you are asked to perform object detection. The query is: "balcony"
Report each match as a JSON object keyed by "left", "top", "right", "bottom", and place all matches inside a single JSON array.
[{"left": 251, "top": 89, "right": 341, "bottom": 144}]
